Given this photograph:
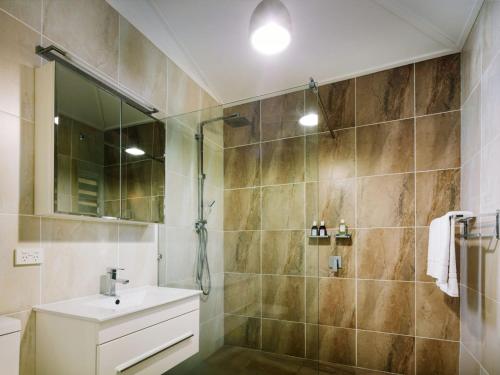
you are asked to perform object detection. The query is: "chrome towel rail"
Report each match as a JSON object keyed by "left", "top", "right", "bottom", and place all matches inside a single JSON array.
[{"left": 453, "top": 210, "right": 500, "bottom": 240}]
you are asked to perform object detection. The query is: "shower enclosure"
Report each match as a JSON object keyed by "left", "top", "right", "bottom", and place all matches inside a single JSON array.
[{"left": 160, "top": 83, "right": 338, "bottom": 375}]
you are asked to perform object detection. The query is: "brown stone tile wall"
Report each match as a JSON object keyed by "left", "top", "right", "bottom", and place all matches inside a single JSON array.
[{"left": 223, "top": 53, "right": 461, "bottom": 374}]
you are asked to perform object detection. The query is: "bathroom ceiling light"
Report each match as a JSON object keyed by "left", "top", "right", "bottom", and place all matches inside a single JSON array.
[
  {"left": 299, "top": 113, "right": 318, "bottom": 127},
  {"left": 249, "top": 0, "right": 292, "bottom": 55},
  {"left": 125, "top": 147, "right": 145, "bottom": 156}
]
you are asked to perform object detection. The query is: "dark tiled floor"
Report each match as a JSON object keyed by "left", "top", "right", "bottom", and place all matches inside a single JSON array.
[{"left": 179, "top": 346, "right": 386, "bottom": 375}]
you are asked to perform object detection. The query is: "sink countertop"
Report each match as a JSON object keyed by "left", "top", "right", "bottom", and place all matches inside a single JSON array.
[{"left": 34, "top": 286, "right": 202, "bottom": 323}]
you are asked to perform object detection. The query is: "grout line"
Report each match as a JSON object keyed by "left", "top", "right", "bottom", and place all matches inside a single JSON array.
[
  {"left": 302, "top": 88, "right": 307, "bottom": 358},
  {"left": 222, "top": 167, "right": 461, "bottom": 192},
  {"left": 413, "top": 62, "right": 418, "bottom": 375},
  {"left": 223, "top": 312, "right": 461, "bottom": 343},
  {"left": 259, "top": 98, "right": 263, "bottom": 351},
  {"left": 221, "top": 108, "right": 461, "bottom": 151},
  {"left": 354, "top": 75, "right": 358, "bottom": 367}
]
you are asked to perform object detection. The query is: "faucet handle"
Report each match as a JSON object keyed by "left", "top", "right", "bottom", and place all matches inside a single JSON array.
[{"left": 106, "top": 267, "right": 124, "bottom": 272}]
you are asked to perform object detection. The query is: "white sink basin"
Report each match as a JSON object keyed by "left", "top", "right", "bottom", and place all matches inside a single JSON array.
[
  {"left": 34, "top": 286, "right": 201, "bottom": 322},
  {"left": 84, "top": 289, "right": 148, "bottom": 311}
]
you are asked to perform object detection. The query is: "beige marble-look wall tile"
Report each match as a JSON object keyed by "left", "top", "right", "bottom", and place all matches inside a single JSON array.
[
  {"left": 164, "top": 172, "right": 195, "bottom": 227},
  {"left": 0, "top": 215, "right": 40, "bottom": 315},
  {"left": 306, "top": 231, "right": 355, "bottom": 278},
  {"left": 224, "top": 188, "right": 261, "bottom": 230},
  {"left": 167, "top": 58, "right": 201, "bottom": 116},
  {"left": 117, "top": 224, "right": 157, "bottom": 289},
  {"left": 357, "top": 330, "right": 415, "bottom": 375},
  {"left": 357, "top": 173, "right": 415, "bottom": 228},
  {"left": 306, "top": 179, "right": 355, "bottom": 230},
  {"left": 415, "top": 54, "right": 461, "bottom": 116},
  {"left": 306, "top": 325, "right": 356, "bottom": 366},
  {"left": 416, "top": 282, "right": 460, "bottom": 340},
  {"left": 0, "top": 11, "right": 39, "bottom": 121},
  {"left": 119, "top": 18, "right": 167, "bottom": 111},
  {"left": 318, "top": 79, "right": 355, "bottom": 132},
  {"left": 481, "top": 135, "right": 500, "bottom": 215},
  {"left": 224, "top": 314, "right": 261, "bottom": 349},
  {"left": 43, "top": 0, "right": 118, "bottom": 80},
  {"left": 166, "top": 118, "right": 197, "bottom": 178},
  {"left": 357, "top": 280, "right": 415, "bottom": 335},
  {"left": 0, "top": 0, "right": 42, "bottom": 31},
  {"left": 481, "top": 51, "right": 500, "bottom": 144},
  {"left": 224, "top": 231, "right": 260, "bottom": 273},
  {"left": 262, "top": 184, "right": 304, "bottom": 230},
  {"left": 164, "top": 227, "right": 197, "bottom": 284},
  {"left": 305, "top": 129, "right": 355, "bottom": 182},
  {"left": 481, "top": 0, "right": 500, "bottom": 72},
  {"left": 261, "top": 90, "right": 304, "bottom": 141},
  {"left": 261, "top": 319, "right": 305, "bottom": 357},
  {"left": 416, "top": 170, "right": 460, "bottom": 226},
  {"left": 357, "top": 228, "right": 415, "bottom": 281},
  {"left": 356, "top": 64, "right": 414, "bottom": 125},
  {"left": 41, "top": 218, "right": 119, "bottom": 303},
  {"left": 223, "top": 102, "right": 260, "bottom": 148},
  {"left": 459, "top": 343, "right": 480, "bottom": 375},
  {"left": 461, "top": 84, "right": 481, "bottom": 164},
  {"left": 262, "top": 275, "right": 305, "bottom": 322},
  {"left": 199, "top": 273, "right": 223, "bottom": 324},
  {"left": 460, "top": 286, "right": 482, "bottom": 361},
  {"left": 462, "top": 16, "right": 482, "bottom": 103},
  {"left": 416, "top": 111, "right": 461, "bottom": 171},
  {"left": 262, "top": 230, "right": 304, "bottom": 275},
  {"left": 224, "top": 144, "right": 260, "bottom": 189},
  {"left": 224, "top": 273, "right": 261, "bottom": 317},
  {"left": 416, "top": 338, "right": 459, "bottom": 375},
  {"left": 0, "top": 112, "right": 34, "bottom": 215},
  {"left": 356, "top": 119, "right": 414, "bottom": 176},
  {"left": 261, "top": 137, "right": 304, "bottom": 185}
]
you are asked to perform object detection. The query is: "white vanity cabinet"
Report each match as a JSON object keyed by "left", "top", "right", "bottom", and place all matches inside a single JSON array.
[{"left": 35, "top": 287, "right": 200, "bottom": 375}]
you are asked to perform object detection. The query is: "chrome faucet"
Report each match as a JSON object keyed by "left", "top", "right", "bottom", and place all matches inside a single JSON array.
[{"left": 100, "top": 267, "right": 129, "bottom": 296}]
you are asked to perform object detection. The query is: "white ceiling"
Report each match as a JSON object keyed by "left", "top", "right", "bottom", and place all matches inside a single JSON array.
[{"left": 107, "top": 0, "right": 483, "bottom": 105}]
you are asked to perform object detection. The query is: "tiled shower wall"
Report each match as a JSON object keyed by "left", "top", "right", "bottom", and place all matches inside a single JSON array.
[
  {"left": 223, "top": 54, "right": 461, "bottom": 374},
  {"left": 163, "top": 108, "right": 225, "bottom": 367},
  {"left": 459, "top": 1, "right": 500, "bottom": 374},
  {"left": 0, "top": 1, "right": 218, "bottom": 374}
]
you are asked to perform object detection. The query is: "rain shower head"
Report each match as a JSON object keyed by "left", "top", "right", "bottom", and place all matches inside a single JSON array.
[{"left": 224, "top": 113, "right": 251, "bottom": 128}]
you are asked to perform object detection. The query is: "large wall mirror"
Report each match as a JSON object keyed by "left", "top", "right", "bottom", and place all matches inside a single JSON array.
[{"left": 36, "top": 61, "right": 165, "bottom": 224}]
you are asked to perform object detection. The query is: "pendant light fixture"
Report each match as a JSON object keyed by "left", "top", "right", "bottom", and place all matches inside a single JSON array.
[{"left": 249, "top": 0, "right": 292, "bottom": 55}]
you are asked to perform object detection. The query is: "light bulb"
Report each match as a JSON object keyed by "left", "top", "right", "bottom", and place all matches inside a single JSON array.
[{"left": 299, "top": 113, "right": 319, "bottom": 127}]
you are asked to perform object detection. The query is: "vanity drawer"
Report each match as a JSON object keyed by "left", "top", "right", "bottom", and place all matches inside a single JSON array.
[{"left": 96, "top": 310, "right": 199, "bottom": 375}]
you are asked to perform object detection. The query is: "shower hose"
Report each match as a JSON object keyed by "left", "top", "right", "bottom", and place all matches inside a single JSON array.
[{"left": 196, "top": 223, "right": 211, "bottom": 296}]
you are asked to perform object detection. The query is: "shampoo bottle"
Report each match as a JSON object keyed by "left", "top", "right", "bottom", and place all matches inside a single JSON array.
[
  {"left": 311, "top": 221, "right": 319, "bottom": 236},
  {"left": 319, "top": 221, "right": 327, "bottom": 236}
]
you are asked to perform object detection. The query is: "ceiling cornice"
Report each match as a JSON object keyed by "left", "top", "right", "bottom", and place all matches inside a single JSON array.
[
  {"left": 374, "top": 0, "right": 458, "bottom": 51},
  {"left": 456, "top": 0, "right": 484, "bottom": 48}
]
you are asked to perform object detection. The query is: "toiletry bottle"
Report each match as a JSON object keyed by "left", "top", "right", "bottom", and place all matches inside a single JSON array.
[
  {"left": 339, "top": 219, "right": 347, "bottom": 235},
  {"left": 311, "top": 221, "right": 318, "bottom": 236},
  {"left": 319, "top": 221, "right": 327, "bottom": 236}
]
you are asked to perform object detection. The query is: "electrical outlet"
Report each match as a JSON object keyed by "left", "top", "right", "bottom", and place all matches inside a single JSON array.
[{"left": 15, "top": 248, "right": 43, "bottom": 265}]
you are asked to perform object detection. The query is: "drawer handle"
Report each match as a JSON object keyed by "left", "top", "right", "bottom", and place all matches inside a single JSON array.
[{"left": 115, "top": 332, "right": 194, "bottom": 374}]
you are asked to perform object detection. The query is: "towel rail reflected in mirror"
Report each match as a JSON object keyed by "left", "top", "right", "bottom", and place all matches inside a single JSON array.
[{"left": 452, "top": 210, "right": 500, "bottom": 241}]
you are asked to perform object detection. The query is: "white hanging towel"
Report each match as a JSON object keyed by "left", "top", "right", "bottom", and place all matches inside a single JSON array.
[{"left": 427, "top": 211, "right": 472, "bottom": 297}]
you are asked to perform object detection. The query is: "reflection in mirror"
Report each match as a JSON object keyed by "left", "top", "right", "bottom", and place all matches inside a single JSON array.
[
  {"left": 120, "top": 102, "right": 165, "bottom": 222},
  {"left": 53, "top": 62, "right": 165, "bottom": 223}
]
